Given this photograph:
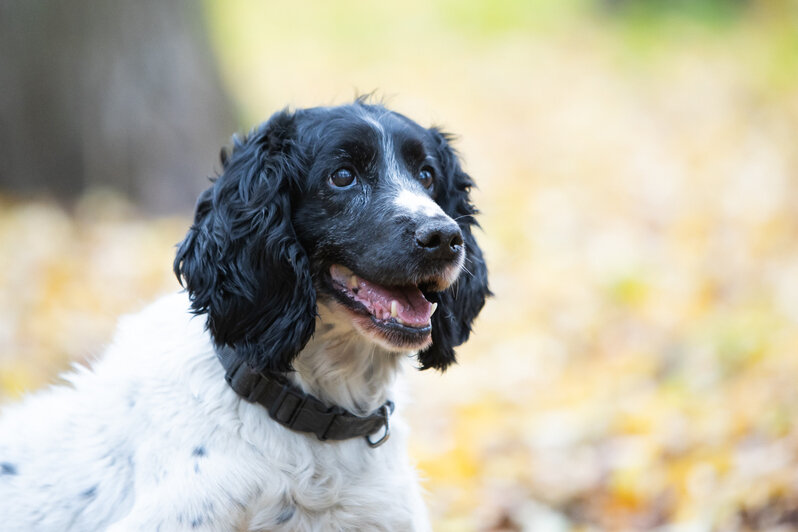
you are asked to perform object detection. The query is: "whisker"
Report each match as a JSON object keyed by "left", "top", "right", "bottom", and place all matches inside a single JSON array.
[{"left": 460, "top": 265, "right": 475, "bottom": 279}]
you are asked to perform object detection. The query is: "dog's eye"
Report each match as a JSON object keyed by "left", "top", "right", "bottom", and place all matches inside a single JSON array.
[
  {"left": 418, "top": 167, "right": 434, "bottom": 189},
  {"left": 330, "top": 168, "right": 357, "bottom": 189}
]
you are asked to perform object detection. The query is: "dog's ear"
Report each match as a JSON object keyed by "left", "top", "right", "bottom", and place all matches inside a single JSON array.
[
  {"left": 174, "top": 111, "right": 316, "bottom": 372},
  {"left": 418, "top": 129, "right": 491, "bottom": 371}
]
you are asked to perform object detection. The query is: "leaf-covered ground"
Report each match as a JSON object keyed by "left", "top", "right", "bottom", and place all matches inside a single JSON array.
[{"left": 3, "top": 4, "right": 798, "bottom": 530}]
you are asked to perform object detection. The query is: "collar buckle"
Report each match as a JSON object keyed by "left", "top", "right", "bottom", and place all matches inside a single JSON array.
[{"left": 365, "top": 403, "right": 391, "bottom": 448}]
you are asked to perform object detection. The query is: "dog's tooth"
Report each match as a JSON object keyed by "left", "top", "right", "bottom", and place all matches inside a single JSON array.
[
  {"left": 348, "top": 275, "right": 359, "bottom": 290},
  {"left": 337, "top": 265, "right": 353, "bottom": 277},
  {"left": 431, "top": 302, "right": 438, "bottom": 315},
  {"left": 390, "top": 300, "right": 398, "bottom": 318},
  {"left": 396, "top": 317, "right": 404, "bottom": 325}
]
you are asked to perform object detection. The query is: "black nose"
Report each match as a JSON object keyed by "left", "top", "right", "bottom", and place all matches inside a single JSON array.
[{"left": 415, "top": 220, "right": 464, "bottom": 260}]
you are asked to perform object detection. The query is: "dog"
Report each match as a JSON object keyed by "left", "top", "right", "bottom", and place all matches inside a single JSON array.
[{"left": 0, "top": 100, "right": 489, "bottom": 531}]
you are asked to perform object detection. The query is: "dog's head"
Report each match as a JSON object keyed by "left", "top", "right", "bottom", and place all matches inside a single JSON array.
[{"left": 174, "top": 102, "right": 490, "bottom": 372}]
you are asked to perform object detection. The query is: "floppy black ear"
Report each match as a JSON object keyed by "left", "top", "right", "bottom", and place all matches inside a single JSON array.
[
  {"left": 418, "top": 129, "right": 491, "bottom": 371},
  {"left": 174, "top": 111, "right": 316, "bottom": 372}
]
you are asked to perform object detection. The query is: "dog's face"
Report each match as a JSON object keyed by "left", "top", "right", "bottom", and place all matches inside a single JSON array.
[
  {"left": 291, "top": 108, "right": 467, "bottom": 352},
  {"left": 175, "top": 102, "right": 489, "bottom": 372}
]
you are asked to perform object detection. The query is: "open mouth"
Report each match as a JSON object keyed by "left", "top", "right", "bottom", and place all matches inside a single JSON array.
[{"left": 328, "top": 264, "right": 436, "bottom": 348}]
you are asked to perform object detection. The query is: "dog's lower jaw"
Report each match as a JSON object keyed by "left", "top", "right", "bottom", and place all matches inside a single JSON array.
[
  {"left": 288, "top": 302, "right": 407, "bottom": 416},
  {"left": 346, "top": 308, "right": 433, "bottom": 354}
]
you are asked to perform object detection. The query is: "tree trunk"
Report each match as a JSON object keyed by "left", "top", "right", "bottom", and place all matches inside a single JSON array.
[{"left": 0, "top": 0, "right": 236, "bottom": 213}]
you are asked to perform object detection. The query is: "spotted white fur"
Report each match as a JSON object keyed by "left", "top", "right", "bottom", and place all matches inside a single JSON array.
[{"left": 0, "top": 293, "right": 430, "bottom": 531}]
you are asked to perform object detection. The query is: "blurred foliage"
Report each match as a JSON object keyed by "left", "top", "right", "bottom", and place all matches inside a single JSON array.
[
  {"left": 0, "top": 192, "right": 185, "bottom": 397},
  {"left": 3, "top": 1, "right": 798, "bottom": 530}
]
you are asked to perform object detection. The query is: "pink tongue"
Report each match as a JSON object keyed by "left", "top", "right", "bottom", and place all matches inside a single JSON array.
[
  {"left": 355, "top": 279, "right": 432, "bottom": 326},
  {"left": 330, "top": 266, "right": 433, "bottom": 327}
]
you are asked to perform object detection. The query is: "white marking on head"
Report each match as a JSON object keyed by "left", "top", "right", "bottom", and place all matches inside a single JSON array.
[
  {"left": 376, "top": 121, "right": 403, "bottom": 181},
  {"left": 394, "top": 189, "right": 446, "bottom": 218},
  {"left": 359, "top": 107, "right": 446, "bottom": 220},
  {"left": 358, "top": 108, "right": 404, "bottom": 185},
  {"left": 360, "top": 113, "right": 385, "bottom": 137}
]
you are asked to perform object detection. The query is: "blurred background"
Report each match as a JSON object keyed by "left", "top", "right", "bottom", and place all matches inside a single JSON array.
[{"left": 2, "top": 0, "right": 798, "bottom": 530}]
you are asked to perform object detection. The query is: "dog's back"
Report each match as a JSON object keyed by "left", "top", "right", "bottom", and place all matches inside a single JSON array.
[
  {"left": 0, "top": 380, "right": 136, "bottom": 530},
  {"left": 0, "top": 295, "right": 219, "bottom": 530}
]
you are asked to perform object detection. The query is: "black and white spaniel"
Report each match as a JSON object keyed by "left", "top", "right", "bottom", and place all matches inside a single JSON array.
[{"left": 0, "top": 101, "right": 489, "bottom": 531}]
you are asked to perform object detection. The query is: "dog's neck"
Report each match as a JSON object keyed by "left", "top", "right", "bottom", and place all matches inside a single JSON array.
[{"left": 288, "top": 302, "right": 403, "bottom": 415}]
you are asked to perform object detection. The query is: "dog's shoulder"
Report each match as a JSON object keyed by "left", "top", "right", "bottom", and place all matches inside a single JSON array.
[{"left": 0, "top": 293, "right": 236, "bottom": 529}]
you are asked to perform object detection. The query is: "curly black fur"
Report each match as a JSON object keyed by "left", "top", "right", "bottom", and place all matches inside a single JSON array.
[{"left": 174, "top": 111, "right": 315, "bottom": 372}]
